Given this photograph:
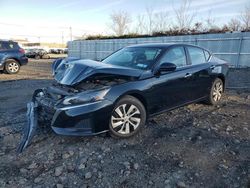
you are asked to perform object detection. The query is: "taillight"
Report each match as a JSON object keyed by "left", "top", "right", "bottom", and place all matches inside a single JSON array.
[{"left": 19, "top": 48, "right": 25, "bottom": 54}]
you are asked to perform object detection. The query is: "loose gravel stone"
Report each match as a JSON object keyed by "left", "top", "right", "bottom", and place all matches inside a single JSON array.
[
  {"left": 85, "top": 172, "right": 92, "bottom": 179},
  {"left": 123, "top": 161, "right": 130, "bottom": 169},
  {"left": 133, "top": 163, "right": 139, "bottom": 170},
  {"left": 20, "top": 168, "right": 28, "bottom": 174},
  {"left": 177, "top": 181, "right": 186, "bottom": 188},
  {"left": 34, "top": 177, "right": 42, "bottom": 183},
  {"left": 28, "top": 162, "right": 38, "bottom": 169},
  {"left": 55, "top": 166, "right": 64, "bottom": 177},
  {"left": 56, "top": 184, "right": 64, "bottom": 188},
  {"left": 62, "top": 153, "right": 70, "bottom": 159}
]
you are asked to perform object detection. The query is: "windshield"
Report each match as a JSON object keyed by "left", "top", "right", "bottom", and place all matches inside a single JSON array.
[{"left": 102, "top": 47, "right": 163, "bottom": 70}]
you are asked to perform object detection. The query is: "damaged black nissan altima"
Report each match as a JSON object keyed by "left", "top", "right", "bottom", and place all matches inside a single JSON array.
[{"left": 18, "top": 43, "right": 229, "bottom": 152}]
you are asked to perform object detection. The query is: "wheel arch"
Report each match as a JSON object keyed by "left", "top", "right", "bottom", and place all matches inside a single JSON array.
[
  {"left": 217, "top": 74, "right": 225, "bottom": 91},
  {"left": 5, "top": 58, "right": 21, "bottom": 66},
  {"left": 113, "top": 91, "right": 148, "bottom": 114}
]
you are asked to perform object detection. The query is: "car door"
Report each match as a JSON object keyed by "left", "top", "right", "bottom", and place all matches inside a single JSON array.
[
  {"left": 185, "top": 46, "right": 213, "bottom": 100},
  {"left": 147, "top": 46, "right": 196, "bottom": 114}
]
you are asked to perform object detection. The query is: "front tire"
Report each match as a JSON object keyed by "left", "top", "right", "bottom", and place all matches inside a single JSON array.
[
  {"left": 206, "top": 78, "right": 224, "bottom": 105},
  {"left": 109, "top": 95, "right": 146, "bottom": 138},
  {"left": 4, "top": 59, "right": 20, "bottom": 74}
]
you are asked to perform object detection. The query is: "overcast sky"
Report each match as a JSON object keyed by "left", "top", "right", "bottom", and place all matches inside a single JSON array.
[{"left": 0, "top": 0, "right": 248, "bottom": 43}]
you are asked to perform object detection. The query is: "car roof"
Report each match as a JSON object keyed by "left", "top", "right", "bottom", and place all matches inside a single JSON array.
[
  {"left": 127, "top": 43, "right": 207, "bottom": 50},
  {"left": 0, "top": 39, "right": 16, "bottom": 43}
]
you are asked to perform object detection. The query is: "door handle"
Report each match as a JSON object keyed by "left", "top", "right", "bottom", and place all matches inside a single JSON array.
[
  {"left": 210, "top": 65, "right": 216, "bottom": 69},
  {"left": 184, "top": 73, "right": 192, "bottom": 78}
]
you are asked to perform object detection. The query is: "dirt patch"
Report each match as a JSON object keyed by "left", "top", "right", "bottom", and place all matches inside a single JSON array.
[{"left": 0, "top": 60, "right": 249, "bottom": 188}]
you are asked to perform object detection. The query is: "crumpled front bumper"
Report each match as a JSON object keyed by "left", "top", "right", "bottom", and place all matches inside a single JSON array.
[
  {"left": 17, "top": 101, "right": 38, "bottom": 153},
  {"left": 18, "top": 89, "right": 113, "bottom": 153}
]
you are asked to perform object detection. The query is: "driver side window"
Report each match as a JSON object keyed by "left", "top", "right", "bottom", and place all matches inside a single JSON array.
[{"left": 159, "top": 47, "right": 187, "bottom": 67}]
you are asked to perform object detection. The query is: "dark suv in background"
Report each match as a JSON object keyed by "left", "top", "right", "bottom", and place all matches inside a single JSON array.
[{"left": 0, "top": 40, "right": 28, "bottom": 74}]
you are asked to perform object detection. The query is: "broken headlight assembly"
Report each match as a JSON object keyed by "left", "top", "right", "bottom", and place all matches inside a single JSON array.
[{"left": 62, "top": 87, "right": 110, "bottom": 105}]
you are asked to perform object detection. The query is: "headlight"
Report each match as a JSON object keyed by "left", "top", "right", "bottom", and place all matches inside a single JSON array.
[{"left": 62, "top": 88, "right": 110, "bottom": 105}]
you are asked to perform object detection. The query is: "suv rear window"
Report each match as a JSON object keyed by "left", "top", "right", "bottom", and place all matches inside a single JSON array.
[{"left": 0, "top": 41, "right": 19, "bottom": 50}]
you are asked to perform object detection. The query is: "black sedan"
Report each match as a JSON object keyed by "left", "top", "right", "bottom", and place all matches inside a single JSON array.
[
  {"left": 18, "top": 43, "right": 229, "bottom": 152},
  {"left": 25, "top": 49, "right": 50, "bottom": 59}
]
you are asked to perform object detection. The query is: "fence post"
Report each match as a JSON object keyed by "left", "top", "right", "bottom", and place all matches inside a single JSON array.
[
  {"left": 79, "top": 41, "right": 82, "bottom": 59},
  {"left": 236, "top": 35, "right": 243, "bottom": 68},
  {"left": 94, "top": 41, "right": 97, "bottom": 60},
  {"left": 113, "top": 41, "right": 115, "bottom": 51}
]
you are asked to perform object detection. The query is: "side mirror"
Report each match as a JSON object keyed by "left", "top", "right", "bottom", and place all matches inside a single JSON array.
[{"left": 156, "top": 62, "right": 176, "bottom": 74}]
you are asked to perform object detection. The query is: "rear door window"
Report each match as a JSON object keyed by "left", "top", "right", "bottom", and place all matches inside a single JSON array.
[
  {"left": 187, "top": 47, "right": 207, "bottom": 65},
  {"left": 159, "top": 47, "right": 187, "bottom": 67}
]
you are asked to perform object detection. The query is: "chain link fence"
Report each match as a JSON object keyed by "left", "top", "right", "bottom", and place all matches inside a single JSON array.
[{"left": 68, "top": 32, "right": 250, "bottom": 68}]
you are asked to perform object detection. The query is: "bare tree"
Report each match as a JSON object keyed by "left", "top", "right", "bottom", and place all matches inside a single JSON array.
[
  {"left": 153, "top": 11, "right": 170, "bottom": 32},
  {"left": 204, "top": 9, "right": 218, "bottom": 31},
  {"left": 108, "top": 11, "right": 131, "bottom": 36},
  {"left": 134, "top": 15, "right": 147, "bottom": 34},
  {"left": 193, "top": 22, "right": 203, "bottom": 32},
  {"left": 134, "top": 7, "right": 171, "bottom": 34},
  {"left": 228, "top": 18, "right": 242, "bottom": 31},
  {"left": 145, "top": 7, "right": 155, "bottom": 34},
  {"left": 240, "top": 4, "right": 250, "bottom": 30},
  {"left": 205, "top": 17, "right": 216, "bottom": 30},
  {"left": 173, "top": 0, "right": 196, "bottom": 31}
]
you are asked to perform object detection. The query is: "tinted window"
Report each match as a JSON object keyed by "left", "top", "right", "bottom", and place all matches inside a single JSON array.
[
  {"left": 188, "top": 47, "right": 206, "bottom": 65},
  {"left": 5, "top": 42, "right": 19, "bottom": 49},
  {"left": 160, "top": 47, "right": 186, "bottom": 67},
  {"left": 0, "top": 42, "right": 4, "bottom": 50},
  {"left": 103, "top": 47, "right": 162, "bottom": 70}
]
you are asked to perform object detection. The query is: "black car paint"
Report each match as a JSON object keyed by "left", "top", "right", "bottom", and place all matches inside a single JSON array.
[
  {"left": 25, "top": 49, "right": 51, "bottom": 59},
  {"left": 18, "top": 43, "right": 228, "bottom": 152},
  {"left": 48, "top": 44, "right": 228, "bottom": 133},
  {"left": 53, "top": 58, "right": 143, "bottom": 85}
]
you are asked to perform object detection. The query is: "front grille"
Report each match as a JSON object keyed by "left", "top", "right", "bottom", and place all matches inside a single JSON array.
[
  {"left": 36, "top": 94, "right": 56, "bottom": 124},
  {"left": 74, "top": 119, "right": 92, "bottom": 129},
  {"left": 38, "top": 105, "right": 55, "bottom": 124}
]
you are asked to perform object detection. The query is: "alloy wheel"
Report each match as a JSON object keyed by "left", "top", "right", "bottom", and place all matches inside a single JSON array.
[
  {"left": 212, "top": 81, "right": 223, "bottom": 101},
  {"left": 8, "top": 62, "right": 19, "bottom": 73},
  {"left": 111, "top": 104, "right": 141, "bottom": 135}
]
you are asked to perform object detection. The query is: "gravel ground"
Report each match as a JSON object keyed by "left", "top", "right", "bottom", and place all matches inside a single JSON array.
[{"left": 0, "top": 60, "right": 249, "bottom": 188}]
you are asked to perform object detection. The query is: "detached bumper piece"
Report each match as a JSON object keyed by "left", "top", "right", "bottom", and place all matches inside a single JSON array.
[{"left": 17, "top": 101, "right": 38, "bottom": 153}]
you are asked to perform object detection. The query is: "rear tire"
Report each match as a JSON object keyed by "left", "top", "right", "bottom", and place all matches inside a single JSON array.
[
  {"left": 109, "top": 95, "right": 146, "bottom": 138},
  {"left": 205, "top": 78, "right": 224, "bottom": 105},
  {"left": 4, "top": 59, "right": 20, "bottom": 74}
]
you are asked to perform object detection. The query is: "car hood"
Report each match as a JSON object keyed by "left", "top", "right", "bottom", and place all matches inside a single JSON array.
[{"left": 53, "top": 58, "right": 144, "bottom": 86}]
